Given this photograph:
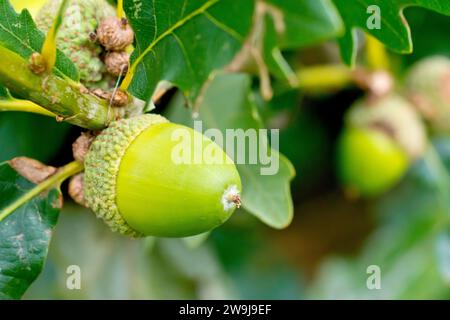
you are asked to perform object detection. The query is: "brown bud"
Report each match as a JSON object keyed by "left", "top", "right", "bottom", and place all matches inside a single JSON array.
[
  {"left": 104, "top": 51, "right": 129, "bottom": 76},
  {"left": 91, "top": 88, "right": 129, "bottom": 107},
  {"left": 9, "top": 157, "right": 57, "bottom": 184},
  {"left": 91, "top": 88, "right": 110, "bottom": 100},
  {"left": 72, "top": 132, "right": 95, "bottom": 162},
  {"left": 97, "top": 16, "right": 134, "bottom": 51},
  {"left": 110, "top": 90, "right": 130, "bottom": 107},
  {"left": 89, "top": 32, "right": 97, "bottom": 42},
  {"left": 91, "top": 88, "right": 130, "bottom": 107},
  {"left": 29, "top": 52, "right": 46, "bottom": 74},
  {"left": 68, "top": 173, "right": 88, "bottom": 207}
]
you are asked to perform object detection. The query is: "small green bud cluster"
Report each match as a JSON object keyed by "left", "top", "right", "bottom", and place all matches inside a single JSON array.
[
  {"left": 36, "top": 0, "right": 115, "bottom": 86},
  {"left": 36, "top": 0, "right": 134, "bottom": 89}
]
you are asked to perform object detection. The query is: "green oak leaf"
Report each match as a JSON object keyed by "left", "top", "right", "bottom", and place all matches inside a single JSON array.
[
  {"left": 123, "top": 0, "right": 254, "bottom": 105},
  {"left": 404, "top": 7, "right": 450, "bottom": 64},
  {"left": 261, "top": 0, "right": 343, "bottom": 83},
  {"left": 166, "top": 73, "right": 295, "bottom": 229},
  {"left": 0, "top": 0, "right": 78, "bottom": 79},
  {"left": 333, "top": 0, "right": 450, "bottom": 65},
  {"left": 0, "top": 162, "right": 61, "bottom": 300},
  {"left": 264, "top": 0, "right": 342, "bottom": 49}
]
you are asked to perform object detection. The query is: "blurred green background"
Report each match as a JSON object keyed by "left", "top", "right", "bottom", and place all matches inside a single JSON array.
[{"left": 1, "top": 5, "right": 450, "bottom": 299}]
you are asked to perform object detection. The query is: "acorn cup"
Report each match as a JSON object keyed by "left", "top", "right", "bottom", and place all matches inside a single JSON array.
[
  {"left": 83, "top": 114, "right": 242, "bottom": 238},
  {"left": 405, "top": 56, "right": 450, "bottom": 133},
  {"left": 337, "top": 94, "right": 427, "bottom": 197}
]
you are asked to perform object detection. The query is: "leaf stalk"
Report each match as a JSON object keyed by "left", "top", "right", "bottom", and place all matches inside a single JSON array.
[
  {"left": 0, "top": 161, "right": 84, "bottom": 222},
  {"left": 0, "top": 98, "right": 56, "bottom": 117}
]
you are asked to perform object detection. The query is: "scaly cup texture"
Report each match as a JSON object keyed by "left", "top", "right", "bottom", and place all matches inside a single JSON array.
[{"left": 84, "top": 114, "right": 242, "bottom": 237}]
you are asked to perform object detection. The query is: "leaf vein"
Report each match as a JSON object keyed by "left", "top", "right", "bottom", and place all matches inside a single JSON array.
[
  {"left": 171, "top": 32, "right": 196, "bottom": 78},
  {"left": 127, "top": 0, "right": 220, "bottom": 79},
  {"left": 202, "top": 11, "right": 243, "bottom": 42}
]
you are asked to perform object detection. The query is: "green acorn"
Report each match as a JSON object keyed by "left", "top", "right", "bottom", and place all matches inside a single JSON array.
[
  {"left": 337, "top": 127, "right": 408, "bottom": 197},
  {"left": 84, "top": 114, "right": 242, "bottom": 238},
  {"left": 347, "top": 94, "right": 427, "bottom": 159},
  {"left": 337, "top": 94, "right": 427, "bottom": 197},
  {"left": 405, "top": 56, "right": 450, "bottom": 133},
  {"left": 36, "top": 0, "right": 115, "bottom": 85}
]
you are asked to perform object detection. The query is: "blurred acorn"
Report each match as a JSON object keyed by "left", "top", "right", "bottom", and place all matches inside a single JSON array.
[
  {"left": 405, "top": 56, "right": 450, "bottom": 133},
  {"left": 337, "top": 95, "right": 427, "bottom": 197},
  {"left": 347, "top": 94, "right": 427, "bottom": 160},
  {"left": 337, "top": 127, "right": 409, "bottom": 198}
]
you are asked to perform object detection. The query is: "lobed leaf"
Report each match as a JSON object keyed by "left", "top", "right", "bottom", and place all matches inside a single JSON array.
[{"left": 333, "top": 0, "right": 450, "bottom": 65}]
